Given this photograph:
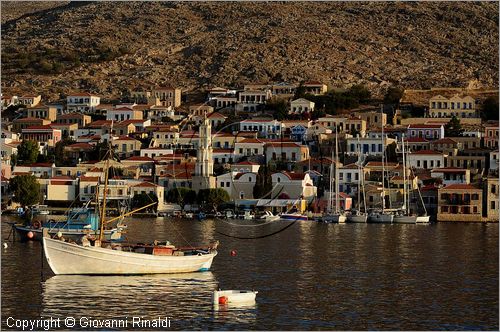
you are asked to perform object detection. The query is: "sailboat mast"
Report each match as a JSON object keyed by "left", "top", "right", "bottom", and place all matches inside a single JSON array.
[
  {"left": 328, "top": 149, "right": 333, "bottom": 214},
  {"left": 402, "top": 134, "right": 407, "bottom": 213},
  {"left": 381, "top": 105, "right": 385, "bottom": 213},
  {"left": 99, "top": 121, "right": 114, "bottom": 242},
  {"left": 335, "top": 126, "right": 340, "bottom": 214},
  {"left": 357, "top": 135, "right": 361, "bottom": 211}
]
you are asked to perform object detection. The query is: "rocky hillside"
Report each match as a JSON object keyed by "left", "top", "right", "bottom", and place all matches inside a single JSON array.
[{"left": 1, "top": 1, "right": 498, "bottom": 100}]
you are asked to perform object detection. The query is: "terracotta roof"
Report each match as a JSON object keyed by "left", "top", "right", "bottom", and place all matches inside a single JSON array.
[
  {"left": 365, "top": 162, "right": 398, "bottom": 167},
  {"left": 14, "top": 117, "right": 45, "bottom": 123},
  {"left": 408, "top": 124, "right": 443, "bottom": 129},
  {"left": 65, "top": 143, "right": 94, "bottom": 150},
  {"left": 23, "top": 125, "right": 56, "bottom": 130},
  {"left": 235, "top": 161, "right": 259, "bottom": 166},
  {"left": 213, "top": 148, "right": 233, "bottom": 153},
  {"left": 68, "top": 92, "right": 97, "bottom": 97},
  {"left": 234, "top": 172, "right": 255, "bottom": 180},
  {"left": 406, "top": 137, "right": 429, "bottom": 143},
  {"left": 278, "top": 172, "right": 306, "bottom": 180},
  {"left": 207, "top": 112, "right": 227, "bottom": 119},
  {"left": 124, "top": 156, "right": 154, "bottom": 162},
  {"left": 341, "top": 163, "right": 359, "bottom": 169},
  {"left": 132, "top": 181, "right": 159, "bottom": 188},
  {"left": 57, "top": 112, "right": 86, "bottom": 119},
  {"left": 441, "top": 184, "right": 479, "bottom": 190},
  {"left": 79, "top": 176, "right": 99, "bottom": 182},
  {"left": 238, "top": 138, "right": 266, "bottom": 144},
  {"left": 114, "top": 136, "right": 136, "bottom": 141}
]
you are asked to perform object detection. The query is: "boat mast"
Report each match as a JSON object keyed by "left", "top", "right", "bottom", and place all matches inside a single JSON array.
[
  {"left": 402, "top": 133, "right": 407, "bottom": 213},
  {"left": 357, "top": 134, "right": 361, "bottom": 211},
  {"left": 335, "top": 125, "right": 340, "bottom": 214},
  {"left": 99, "top": 121, "right": 114, "bottom": 242},
  {"left": 381, "top": 105, "right": 385, "bottom": 213},
  {"left": 328, "top": 149, "right": 333, "bottom": 214}
]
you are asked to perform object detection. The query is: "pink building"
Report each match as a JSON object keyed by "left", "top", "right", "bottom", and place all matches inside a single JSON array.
[{"left": 21, "top": 125, "right": 62, "bottom": 148}]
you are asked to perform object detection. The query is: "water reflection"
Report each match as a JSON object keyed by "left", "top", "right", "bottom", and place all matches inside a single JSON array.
[{"left": 41, "top": 272, "right": 257, "bottom": 329}]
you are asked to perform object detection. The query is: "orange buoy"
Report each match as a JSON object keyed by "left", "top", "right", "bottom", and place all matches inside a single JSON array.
[
  {"left": 27, "top": 231, "right": 34, "bottom": 239},
  {"left": 218, "top": 296, "right": 228, "bottom": 305},
  {"left": 230, "top": 250, "right": 237, "bottom": 256}
]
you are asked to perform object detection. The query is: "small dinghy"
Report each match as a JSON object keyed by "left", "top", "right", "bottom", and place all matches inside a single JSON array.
[{"left": 212, "top": 290, "right": 258, "bottom": 305}]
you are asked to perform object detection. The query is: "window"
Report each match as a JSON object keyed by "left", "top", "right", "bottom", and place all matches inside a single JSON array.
[
  {"left": 248, "top": 177, "right": 252, "bottom": 182},
  {"left": 83, "top": 187, "right": 88, "bottom": 194},
  {"left": 491, "top": 201, "right": 496, "bottom": 210},
  {"left": 491, "top": 185, "right": 496, "bottom": 194},
  {"left": 226, "top": 182, "right": 230, "bottom": 187},
  {"left": 221, "top": 182, "right": 224, "bottom": 187},
  {"left": 118, "top": 189, "right": 123, "bottom": 195},
  {"left": 472, "top": 194, "right": 479, "bottom": 200}
]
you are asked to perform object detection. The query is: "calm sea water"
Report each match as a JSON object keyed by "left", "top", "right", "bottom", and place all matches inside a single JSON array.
[{"left": 1, "top": 216, "right": 498, "bottom": 330}]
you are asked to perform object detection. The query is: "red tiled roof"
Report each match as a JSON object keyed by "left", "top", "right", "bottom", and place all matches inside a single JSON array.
[
  {"left": 124, "top": 156, "right": 154, "bottom": 162},
  {"left": 278, "top": 172, "right": 306, "bottom": 180},
  {"left": 115, "top": 136, "right": 136, "bottom": 141},
  {"left": 238, "top": 138, "right": 266, "bottom": 144},
  {"left": 441, "top": 184, "right": 479, "bottom": 190},
  {"left": 406, "top": 137, "right": 429, "bottom": 143},
  {"left": 14, "top": 117, "right": 45, "bottom": 123},
  {"left": 241, "top": 119, "right": 277, "bottom": 123},
  {"left": 23, "top": 125, "right": 56, "bottom": 130},
  {"left": 213, "top": 148, "right": 233, "bottom": 153},
  {"left": 68, "top": 92, "right": 97, "bottom": 97},
  {"left": 235, "top": 161, "right": 259, "bottom": 165},
  {"left": 57, "top": 112, "right": 86, "bottom": 119},
  {"left": 65, "top": 143, "right": 94, "bottom": 150},
  {"left": 408, "top": 124, "right": 443, "bottom": 129},
  {"left": 132, "top": 181, "right": 159, "bottom": 188},
  {"left": 207, "top": 112, "right": 227, "bottom": 119},
  {"left": 79, "top": 176, "right": 99, "bottom": 182}
]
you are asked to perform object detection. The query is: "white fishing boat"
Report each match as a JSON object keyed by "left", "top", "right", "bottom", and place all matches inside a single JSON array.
[
  {"left": 42, "top": 121, "right": 219, "bottom": 276},
  {"left": 212, "top": 290, "right": 258, "bottom": 305},
  {"left": 43, "top": 235, "right": 217, "bottom": 275},
  {"left": 31, "top": 204, "right": 50, "bottom": 215},
  {"left": 368, "top": 211, "right": 394, "bottom": 223}
]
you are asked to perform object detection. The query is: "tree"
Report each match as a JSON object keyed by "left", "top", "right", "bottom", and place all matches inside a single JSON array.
[
  {"left": 265, "top": 97, "right": 288, "bottom": 121},
  {"left": 445, "top": 116, "right": 464, "bottom": 137},
  {"left": 166, "top": 187, "right": 197, "bottom": 208},
  {"left": 481, "top": 96, "right": 499, "bottom": 121},
  {"left": 348, "top": 84, "right": 371, "bottom": 104},
  {"left": 384, "top": 86, "right": 404, "bottom": 105},
  {"left": 253, "top": 165, "right": 273, "bottom": 199},
  {"left": 131, "top": 193, "right": 158, "bottom": 213},
  {"left": 16, "top": 140, "right": 39, "bottom": 165},
  {"left": 53, "top": 137, "right": 76, "bottom": 166},
  {"left": 294, "top": 83, "right": 307, "bottom": 99},
  {"left": 197, "top": 188, "right": 230, "bottom": 212},
  {"left": 9, "top": 175, "right": 41, "bottom": 207}
]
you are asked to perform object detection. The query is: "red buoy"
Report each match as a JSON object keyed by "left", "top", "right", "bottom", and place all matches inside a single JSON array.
[
  {"left": 27, "top": 231, "right": 34, "bottom": 239},
  {"left": 218, "top": 296, "right": 228, "bottom": 305},
  {"left": 230, "top": 250, "right": 237, "bottom": 256}
]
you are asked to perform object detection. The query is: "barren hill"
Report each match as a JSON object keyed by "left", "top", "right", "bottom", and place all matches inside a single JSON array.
[{"left": 1, "top": 1, "right": 498, "bottom": 100}]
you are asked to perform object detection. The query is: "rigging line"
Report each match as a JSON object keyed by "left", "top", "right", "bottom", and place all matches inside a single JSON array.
[{"left": 214, "top": 219, "right": 299, "bottom": 239}]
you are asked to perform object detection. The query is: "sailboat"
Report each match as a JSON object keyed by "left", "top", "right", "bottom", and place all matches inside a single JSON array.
[
  {"left": 393, "top": 134, "right": 417, "bottom": 224},
  {"left": 347, "top": 135, "right": 368, "bottom": 223},
  {"left": 368, "top": 106, "right": 394, "bottom": 223},
  {"left": 323, "top": 126, "right": 347, "bottom": 223},
  {"left": 42, "top": 123, "right": 218, "bottom": 275}
]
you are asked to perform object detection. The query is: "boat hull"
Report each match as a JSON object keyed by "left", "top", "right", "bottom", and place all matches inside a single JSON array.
[
  {"left": 416, "top": 215, "right": 431, "bottom": 223},
  {"left": 323, "top": 214, "right": 347, "bottom": 223},
  {"left": 346, "top": 214, "right": 368, "bottom": 223},
  {"left": 280, "top": 214, "right": 308, "bottom": 221},
  {"left": 42, "top": 237, "right": 217, "bottom": 275},
  {"left": 393, "top": 215, "right": 417, "bottom": 224},
  {"left": 368, "top": 213, "right": 394, "bottom": 223},
  {"left": 14, "top": 225, "right": 122, "bottom": 242}
]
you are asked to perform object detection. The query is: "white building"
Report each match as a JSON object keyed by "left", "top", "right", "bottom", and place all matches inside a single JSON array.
[
  {"left": 290, "top": 98, "right": 315, "bottom": 114},
  {"left": 407, "top": 150, "right": 446, "bottom": 169},
  {"left": 66, "top": 93, "right": 100, "bottom": 113},
  {"left": 239, "top": 119, "right": 282, "bottom": 139},
  {"left": 429, "top": 94, "right": 478, "bottom": 118},
  {"left": 431, "top": 167, "right": 470, "bottom": 186},
  {"left": 407, "top": 124, "right": 445, "bottom": 140}
]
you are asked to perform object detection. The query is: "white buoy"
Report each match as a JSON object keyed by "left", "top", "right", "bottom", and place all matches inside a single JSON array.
[{"left": 3, "top": 243, "right": 8, "bottom": 249}]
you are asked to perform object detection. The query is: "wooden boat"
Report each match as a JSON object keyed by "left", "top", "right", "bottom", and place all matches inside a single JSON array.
[
  {"left": 43, "top": 235, "right": 218, "bottom": 275},
  {"left": 212, "top": 290, "right": 258, "bottom": 305},
  {"left": 42, "top": 122, "right": 218, "bottom": 275}
]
